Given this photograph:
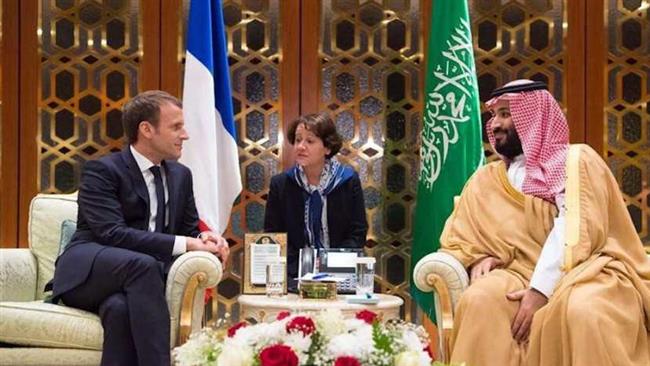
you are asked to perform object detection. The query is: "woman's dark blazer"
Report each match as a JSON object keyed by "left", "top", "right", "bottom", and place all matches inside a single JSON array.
[{"left": 264, "top": 170, "right": 368, "bottom": 278}]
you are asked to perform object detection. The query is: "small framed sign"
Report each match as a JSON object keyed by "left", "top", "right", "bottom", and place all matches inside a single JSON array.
[{"left": 243, "top": 233, "right": 288, "bottom": 294}]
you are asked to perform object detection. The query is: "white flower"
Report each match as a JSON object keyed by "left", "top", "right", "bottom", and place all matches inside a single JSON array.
[
  {"left": 395, "top": 351, "right": 420, "bottom": 366},
  {"left": 232, "top": 321, "right": 285, "bottom": 350},
  {"left": 418, "top": 351, "right": 433, "bottom": 366},
  {"left": 216, "top": 344, "right": 254, "bottom": 366},
  {"left": 327, "top": 328, "right": 373, "bottom": 360},
  {"left": 283, "top": 332, "right": 313, "bottom": 363},
  {"left": 394, "top": 350, "right": 430, "bottom": 366},
  {"left": 344, "top": 317, "right": 369, "bottom": 332},
  {"left": 353, "top": 325, "right": 374, "bottom": 344},
  {"left": 315, "top": 309, "right": 347, "bottom": 338},
  {"left": 173, "top": 330, "right": 220, "bottom": 366},
  {"left": 402, "top": 330, "right": 425, "bottom": 352}
]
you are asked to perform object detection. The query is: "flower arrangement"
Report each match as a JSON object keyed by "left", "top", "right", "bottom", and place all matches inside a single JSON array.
[{"left": 173, "top": 309, "right": 448, "bottom": 366}]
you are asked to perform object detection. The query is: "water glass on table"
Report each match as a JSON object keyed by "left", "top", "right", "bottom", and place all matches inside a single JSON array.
[
  {"left": 355, "top": 257, "right": 376, "bottom": 297},
  {"left": 266, "top": 257, "right": 286, "bottom": 297}
]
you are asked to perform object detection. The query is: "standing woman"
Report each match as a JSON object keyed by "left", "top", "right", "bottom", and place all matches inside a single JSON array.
[{"left": 264, "top": 113, "right": 368, "bottom": 279}]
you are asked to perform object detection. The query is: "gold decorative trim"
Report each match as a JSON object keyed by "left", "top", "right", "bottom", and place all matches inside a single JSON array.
[
  {"left": 496, "top": 161, "right": 525, "bottom": 205},
  {"left": 177, "top": 272, "right": 207, "bottom": 346},
  {"left": 563, "top": 144, "right": 582, "bottom": 271},
  {"left": 426, "top": 273, "right": 453, "bottom": 364}
]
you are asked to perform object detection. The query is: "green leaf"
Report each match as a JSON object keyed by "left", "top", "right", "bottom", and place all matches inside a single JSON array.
[{"left": 372, "top": 322, "right": 393, "bottom": 354}]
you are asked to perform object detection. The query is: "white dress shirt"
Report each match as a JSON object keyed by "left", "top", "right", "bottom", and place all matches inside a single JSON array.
[
  {"left": 507, "top": 154, "right": 565, "bottom": 298},
  {"left": 130, "top": 145, "right": 187, "bottom": 255}
]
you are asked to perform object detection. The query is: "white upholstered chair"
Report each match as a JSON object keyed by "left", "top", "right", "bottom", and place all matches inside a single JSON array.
[{"left": 0, "top": 193, "right": 223, "bottom": 365}]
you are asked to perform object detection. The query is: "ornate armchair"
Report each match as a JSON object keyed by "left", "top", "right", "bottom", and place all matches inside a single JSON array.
[
  {"left": 413, "top": 252, "right": 468, "bottom": 363},
  {"left": 0, "top": 193, "right": 223, "bottom": 366}
]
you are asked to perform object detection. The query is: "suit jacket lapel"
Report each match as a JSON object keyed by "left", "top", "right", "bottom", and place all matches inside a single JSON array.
[{"left": 121, "top": 147, "right": 150, "bottom": 210}]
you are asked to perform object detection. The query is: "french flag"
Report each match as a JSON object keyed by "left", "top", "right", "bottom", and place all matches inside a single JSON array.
[{"left": 180, "top": 0, "right": 241, "bottom": 234}]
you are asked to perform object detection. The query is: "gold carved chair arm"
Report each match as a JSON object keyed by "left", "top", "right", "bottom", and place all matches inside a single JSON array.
[
  {"left": 413, "top": 251, "right": 469, "bottom": 363},
  {"left": 165, "top": 251, "right": 223, "bottom": 347}
]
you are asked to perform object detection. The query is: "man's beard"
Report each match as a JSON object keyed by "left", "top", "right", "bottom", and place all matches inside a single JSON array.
[{"left": 494, "top": 126, "right": 523, "bottom": 159}]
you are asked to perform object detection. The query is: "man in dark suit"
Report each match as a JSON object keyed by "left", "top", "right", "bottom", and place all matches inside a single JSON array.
[{"left": 50, "top": 90, "right": 230, "bottom": 366}]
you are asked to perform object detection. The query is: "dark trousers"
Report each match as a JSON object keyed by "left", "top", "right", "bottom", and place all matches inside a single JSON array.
[{"left": 60, "top": 246, "right": 170, "bottom": 366}]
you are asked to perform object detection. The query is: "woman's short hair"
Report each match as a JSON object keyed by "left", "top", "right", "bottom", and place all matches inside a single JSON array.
[
  {"left": 287, "top": 113, "right": 343, "bottom": 159},
  {"left": 122, "top": 90, "right": 182, "bottom": 144}
]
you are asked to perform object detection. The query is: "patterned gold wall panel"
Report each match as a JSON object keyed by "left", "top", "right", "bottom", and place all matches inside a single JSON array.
[
  {"left": 469, "top": 0, "right": 567, "bottom": 161},
  {"left": 318, "top": 0, "right": 423, "bottom": 322},
  {"left": 604, "top": 0, "right": 649, "bottom": 247},
  {"left": 178, "top": 0, "right": 284, "bottom": 321},
  {"left": 39, "top": 0, "right": 140, "bottom": 193},
  {"left": 220, "top": 0, "right": 283, "bottom": 321}
]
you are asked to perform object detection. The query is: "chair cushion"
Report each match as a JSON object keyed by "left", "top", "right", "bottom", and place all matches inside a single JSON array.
[
  {"left": 0, "top": 301, "right": 102, "bottom": 350},
  {"left": 58, "top": 219, "right": 77, "bottom": 257},
  {"left": 0, "top": 347, "right": 101, "bottom": 366},
  {"left": 28, "top": 193, "right": 78, "bottom": 300}
]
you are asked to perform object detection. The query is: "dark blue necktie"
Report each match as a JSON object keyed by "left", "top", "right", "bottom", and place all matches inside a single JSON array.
[{"left": 149, "top": 166, "right": 165, "bottom": 233}]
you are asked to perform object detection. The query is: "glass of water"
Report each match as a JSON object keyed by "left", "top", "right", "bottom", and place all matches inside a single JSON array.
[
  {"left": 266, "top": 257, "right": 287, "bottom": 297},
  {"left": 355, "top": 257, "right": 376, "bottom": 297}
]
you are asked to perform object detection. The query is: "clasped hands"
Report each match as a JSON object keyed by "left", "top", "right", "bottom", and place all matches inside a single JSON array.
[
  {"left": 187, "top": 232, "right": 230, "bottom": 264},
  {"left": 470, "top": 256, "right": 548, "bottom": 344}
]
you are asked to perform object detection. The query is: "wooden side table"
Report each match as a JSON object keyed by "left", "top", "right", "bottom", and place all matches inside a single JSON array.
[{"left": 238, "top": 294, "right": 403, "bottom": 322}]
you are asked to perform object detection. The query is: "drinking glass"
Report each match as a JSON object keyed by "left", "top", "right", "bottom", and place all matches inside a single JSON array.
[
  {"left": 266, "top": 257, "right": 286, "bottom": 297},
  {"left": 355, "top": 257, "right": 376, "bottom": 297}
]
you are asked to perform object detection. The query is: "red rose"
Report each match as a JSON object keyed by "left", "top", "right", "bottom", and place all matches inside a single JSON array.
[
  {"left": 203, "top": 288, "right": 214, "bottom": 304},
  {"left": 285, "top": 316, "right": 316, "bottom": 336},
  {"left": 276, "top": 311, "right": 291, "bottom": 320},
  {"left": 424, "top": 344, "right": 434, "bottom": 359},
  {"left": 259, "top": 344, "right": 299, "bottom": 366},
  {"left": 334, "top": 356, "right": 361, "bottom": 366},
  {"left": 355, "top": 310, "right": 378, "bottom": 324},
  {"left": 227, "top": 321, "right": 248, "bottom": 337}
]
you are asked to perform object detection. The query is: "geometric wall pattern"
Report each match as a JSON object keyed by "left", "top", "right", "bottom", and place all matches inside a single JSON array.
[
  {"left": 317, "top": 0, "right": 423, "bottom": 322},
  {"left": 38, "top": 0, "right": 139, "bottom": 193},
  {"left": 469, "top": 0, "right": 567, "bottom": 160},
  {"left": 604, "top": 0, "right": 649, "bottom": 247}
]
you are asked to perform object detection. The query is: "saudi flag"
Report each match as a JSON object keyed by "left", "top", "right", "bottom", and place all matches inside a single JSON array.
[{"left": 411, "top": 0, "right": 483, "bottom": 320}]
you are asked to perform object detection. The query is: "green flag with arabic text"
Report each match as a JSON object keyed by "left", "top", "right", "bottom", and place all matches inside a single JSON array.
[{"left": 411, "top": 0, "right": 484, "bottom": 321}]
